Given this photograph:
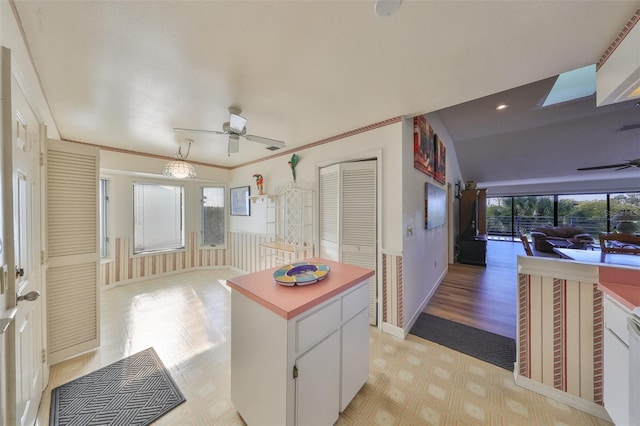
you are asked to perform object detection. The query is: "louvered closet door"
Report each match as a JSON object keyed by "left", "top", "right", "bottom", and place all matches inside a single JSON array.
[
  {"left": 46, "top": 139, "right": 100, "bottom": 364},
  {"left": 340, "top": 162, "right": 377, "bottom": 325},
  {"left": 319, "top": 161, "right": 377, "bottom": 325},
  {"left": 319, "top": 165, "right": 339, "bottom": 261}
]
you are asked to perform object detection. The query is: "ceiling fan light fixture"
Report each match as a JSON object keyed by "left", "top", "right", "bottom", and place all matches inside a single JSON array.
[
  {"left": 229, "top": 113, "right": 247, "bottom": 133},
  {"left": 228, "top": 134, "right": 240, "bottom": 154},
  {"left": 163, "top": 139, "right": 197, "bottom": 179},
  {"left": 374, "top": 0, "right": 401, "bottom": 17}
]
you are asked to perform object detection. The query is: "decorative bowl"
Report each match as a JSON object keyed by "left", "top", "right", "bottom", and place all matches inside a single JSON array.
[{"left": 273, "top": 262, "right": 330, "bottom": 286}]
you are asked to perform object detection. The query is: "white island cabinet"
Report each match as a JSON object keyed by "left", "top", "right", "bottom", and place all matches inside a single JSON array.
[
  {"left": 227, "top": 258, "right": 375, "bottom": 426},
  {"left": 599, "top": 267, "right": 640, "bottom": 426}
]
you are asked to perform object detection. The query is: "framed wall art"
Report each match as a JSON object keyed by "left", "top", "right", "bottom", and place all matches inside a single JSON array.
[
  {"left": 413, "top": 115, "right": 435, "bottom": 176},
  {"left": 425, "top": 182, "right": 446, "bottom": 229},
  {"left": 230, "top": 186, "right": 251, "bottom": 216},
  {"left": 434, "top": 134, "right": 446, "bottom": 184}
]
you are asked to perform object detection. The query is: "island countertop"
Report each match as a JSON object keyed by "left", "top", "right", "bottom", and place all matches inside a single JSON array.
[
  {"left": 598, "top": 266, "right": 640, "bottom": 315},
  {"left": 226, "top": 258, "right": 375, "bottom": 320}
]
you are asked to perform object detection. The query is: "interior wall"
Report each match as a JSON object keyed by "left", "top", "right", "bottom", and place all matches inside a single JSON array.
[
  {"left": 229, "top": 121, "right": 404, "bottom": 253},
  {"left": 400, "top": 114, "right": 463, "bottom": 334},
  {"left": 427, "top": 112, "right": 465, "bottom": 263}
]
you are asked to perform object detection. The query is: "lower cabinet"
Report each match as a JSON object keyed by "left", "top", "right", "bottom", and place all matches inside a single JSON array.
[
  {"left": 603, "top": 296, "right": 630, "bottom": 426},
  {"left": 341, "top": 308, "right": 369, "bottom": 411},
  {"left": 231, "top": 280, "right": 369, "bottom": 425},
  {"left": 295, "top": 331, "right": 341, "bottom": 426}
]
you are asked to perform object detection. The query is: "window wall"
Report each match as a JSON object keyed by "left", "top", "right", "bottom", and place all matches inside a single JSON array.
[{"left": 486, "top": 192, "right": 640, "bottom": 241}]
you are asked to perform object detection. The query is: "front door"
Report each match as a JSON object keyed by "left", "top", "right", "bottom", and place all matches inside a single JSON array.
[{"left": 5, "top": 47, "right": 45, "bottom": 426}]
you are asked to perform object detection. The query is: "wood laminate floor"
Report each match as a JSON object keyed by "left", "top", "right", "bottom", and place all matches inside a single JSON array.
[{"left": 424, "top": 240, "right": 524, "bottom": 340}]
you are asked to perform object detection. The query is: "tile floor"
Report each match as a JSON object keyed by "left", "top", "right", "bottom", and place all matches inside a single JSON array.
[{"left": 37, "top": 269, "right": 611, "bottom": 425}]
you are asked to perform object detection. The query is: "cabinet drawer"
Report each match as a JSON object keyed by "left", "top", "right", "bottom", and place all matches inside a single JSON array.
[
  {"left": 604, "top": 296, "right": 630, "bottom": 346},
  {"left": 297, "top": 300, "right": 340, "bottom": 353},
  {"left": 342, "top": 283, "right": 369, "bottom": 322}
]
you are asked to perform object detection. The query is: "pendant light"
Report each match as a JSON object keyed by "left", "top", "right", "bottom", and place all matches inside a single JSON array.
[{"left": 162, "top": 139, "right": 197, "bottom": 179}]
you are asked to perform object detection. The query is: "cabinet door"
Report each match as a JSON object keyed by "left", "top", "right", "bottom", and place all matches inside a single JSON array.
[
  {"left": 604, "top": 329, "right": 629, "bottom": 426},
  {"left": 341, "top": 308, "right": 369, "bottom": 411},
  {"left": 296, "top": 331, "right": 340, "bottom": 426}
]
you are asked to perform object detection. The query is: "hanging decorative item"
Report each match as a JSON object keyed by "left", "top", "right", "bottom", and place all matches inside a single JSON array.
[
  {"left": 288, "top": 153, "right": 300, "bottom": 182},
  {"left": 162, "top": 139, "right": 197, "bottom": 179},
  {"left": 253, "top": 174, "right": 264, "bottom": 195}
]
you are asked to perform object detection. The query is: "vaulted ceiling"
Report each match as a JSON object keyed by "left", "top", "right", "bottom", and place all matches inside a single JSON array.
[{"left": 12, "top": 1, "right": 640, "bottom": 189}]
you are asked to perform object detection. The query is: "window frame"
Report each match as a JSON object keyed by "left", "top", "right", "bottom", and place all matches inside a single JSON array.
[
  {"left": 132, "top": 181, "right": 186, "bottom": 255},
  {"left": 200, "top": 185, "right": 227, "bottom": 248}
]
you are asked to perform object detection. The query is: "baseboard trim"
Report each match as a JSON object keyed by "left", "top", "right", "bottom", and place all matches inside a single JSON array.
[
  {"left": 515, "top": 374, "right": 612, "bottom": 422},
  {"left": 382, "top": 322, "right": 405, "bottom": 338}
]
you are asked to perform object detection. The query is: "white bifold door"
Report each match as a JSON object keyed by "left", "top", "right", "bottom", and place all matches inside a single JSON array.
[
  {"left": 46, "top": 139, "right": 100, "bottom": 365},
  {"left": 319, "top": 160, "right": 377, "bottom": 325}
]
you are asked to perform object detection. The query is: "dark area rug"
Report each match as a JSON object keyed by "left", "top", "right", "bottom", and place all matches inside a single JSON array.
[
  {"left": 50, "top": 347, "right": 185, "bottom": 426},
  {"left": 410, "top": 313, "right": 516, "bottom": 371}
]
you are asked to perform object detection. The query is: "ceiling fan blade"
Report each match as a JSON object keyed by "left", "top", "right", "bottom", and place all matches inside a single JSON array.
[
  {"left": 576, "top": 163, "right": 628, "bottom": 171},
  {"left": 229, "top": 113, "right": 247, "bottom": 133},
  {"left": 244, "top": 134, "right": 286, "bottom": 149},
  {"left": 174, "top": 127, "right": 226, "bottom": 135},
  {"left": 228, "top": 135, "right": 240, "bottom": 154}
]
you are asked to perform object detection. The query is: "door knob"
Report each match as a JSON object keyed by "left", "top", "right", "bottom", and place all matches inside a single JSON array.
[{"left": 17, "top": 290, "right": 40, "bottom": 303}]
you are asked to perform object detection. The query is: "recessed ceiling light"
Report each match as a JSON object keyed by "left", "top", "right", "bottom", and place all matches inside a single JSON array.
[
  {"left": 374, "top": 0, "right": 402, "bottom": 17},
  {"left": 496, "top": 104, "right": 510, "bottom": 111}
]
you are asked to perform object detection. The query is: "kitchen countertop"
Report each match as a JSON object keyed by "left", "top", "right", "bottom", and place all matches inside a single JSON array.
[
  {"left": 226, "top": 258, "right": 374, "bottom": 319},
  {"left": 597, "top": 266, "right": 640, "bottom": 315}
]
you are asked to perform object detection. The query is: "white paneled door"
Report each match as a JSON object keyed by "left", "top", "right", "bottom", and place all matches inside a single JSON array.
[
  {"left": 319, "top": 160, "right": 377, "bottom": 325},
  {"left": 5, "top": 46, "right": 45, "bottom": 426}
]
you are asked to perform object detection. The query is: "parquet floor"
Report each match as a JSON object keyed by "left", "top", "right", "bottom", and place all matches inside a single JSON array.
[{"left": 424, "top": 240, "right": 523, "bottom": 340}]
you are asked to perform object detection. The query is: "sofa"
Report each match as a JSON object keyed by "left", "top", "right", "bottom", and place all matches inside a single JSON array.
[{"left": 530, "top": 226, "right": 594, "bottom": 253}]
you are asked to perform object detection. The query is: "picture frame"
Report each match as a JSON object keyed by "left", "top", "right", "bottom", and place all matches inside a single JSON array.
[
  {"left": 230, "top": 186, "right": 251, "bottom": 216},
  {"left": 413, "top": 115, "right": 435, "bottom": 176},
  {"left": 434, "top": 134, "right": 446, "bottom": 184},
  {"left": 425, "top": 182, "right": 446, "bottom": 229}
]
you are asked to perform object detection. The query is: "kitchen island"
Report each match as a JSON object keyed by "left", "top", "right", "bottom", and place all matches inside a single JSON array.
[{"left": 227, "top": 258, "right": 374, "bottom": 426}]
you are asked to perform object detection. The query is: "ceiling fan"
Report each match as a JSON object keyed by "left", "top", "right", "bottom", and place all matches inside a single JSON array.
[
  {"left": 174, "top": 106, "right": 286, "bottom": 155},
  {"left": 577, "top": 158, "right": 640, "bottom": 171}
]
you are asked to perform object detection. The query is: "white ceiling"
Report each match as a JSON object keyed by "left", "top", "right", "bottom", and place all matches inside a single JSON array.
[{"left": 12, "top": 0, "right": 640, "bottom": 187}]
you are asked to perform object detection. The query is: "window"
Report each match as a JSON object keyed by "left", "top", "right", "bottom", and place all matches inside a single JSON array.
[
  {"left": 486, "top": 192, "right": 640, "bottom": 241},
  {"left": 202, "top": 186, "right": 225, "bottom": 246},
  {"left": 99, "top": 178, "right": 109, "bottom": 257},
  {"left": 134, "top": 183, "right": 184, "bottom": 254},
  {"left": 557, "top": 194, "right": 607, "bottom": 236}
]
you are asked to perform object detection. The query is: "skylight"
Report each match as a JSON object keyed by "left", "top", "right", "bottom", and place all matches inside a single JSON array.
[{"left": 542, "top": 64, "right": 596, "bottom": 107}]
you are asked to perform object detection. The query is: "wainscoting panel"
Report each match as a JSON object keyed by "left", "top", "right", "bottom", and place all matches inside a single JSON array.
[
  {"left": 100, "top": 232, "right": 226, "bottom": 286},
  {"left": 227, "top": 231, "right": 315, "bottom": 274},
  {"left": 382, "top": 251, "right": 403, "bottom": 329},
  {"left": 517, "top": 257, "right": 603, "bottom": 406}
]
